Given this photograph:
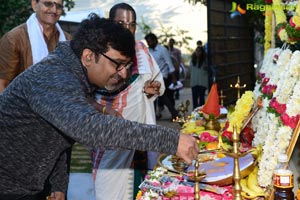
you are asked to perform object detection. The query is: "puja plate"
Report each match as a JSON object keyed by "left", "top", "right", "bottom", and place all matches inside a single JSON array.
[{"left": 158, "top": 152, "right": 255, "bottom": 186}]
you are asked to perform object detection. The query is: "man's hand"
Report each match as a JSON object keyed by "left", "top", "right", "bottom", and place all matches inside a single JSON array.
[
  {"left": 176, "top": 133, "right": 199, "bottom": 165},
  {"left": 47, "top": 192, "right": 65, "bottom": 200},
  {"left": 143, "top": 80, "right": 161, "bottom": 97}
]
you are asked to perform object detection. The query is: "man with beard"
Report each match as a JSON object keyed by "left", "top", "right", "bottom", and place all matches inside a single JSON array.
[
  {"left": 0, "top": 1, "right": 71, "bottom": 199},
  {"left": 0, "top": 14, "right": 198, "bottom": 200}
]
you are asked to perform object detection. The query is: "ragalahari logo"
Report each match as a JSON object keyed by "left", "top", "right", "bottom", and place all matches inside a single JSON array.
[{"left": 229, "top": 2, "right": 246, "bottom": 19}]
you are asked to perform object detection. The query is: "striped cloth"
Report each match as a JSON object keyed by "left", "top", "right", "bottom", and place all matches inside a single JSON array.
[{"left": 91, "top": 41, "right": 165, "bottom": 200}]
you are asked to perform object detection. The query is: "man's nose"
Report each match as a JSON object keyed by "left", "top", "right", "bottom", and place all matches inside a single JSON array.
[{"left": 117, "top": 67, "right": 128, "bottom": 79}]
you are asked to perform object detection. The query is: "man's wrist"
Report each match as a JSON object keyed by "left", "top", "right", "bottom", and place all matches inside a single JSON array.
[{"left": 142, "top": 88, "right": 154, "bottom": 98}]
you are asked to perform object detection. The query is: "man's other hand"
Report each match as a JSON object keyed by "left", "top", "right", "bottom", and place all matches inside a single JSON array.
[{"left": 47, "top": 192, "right": 65, "bottom": 200}]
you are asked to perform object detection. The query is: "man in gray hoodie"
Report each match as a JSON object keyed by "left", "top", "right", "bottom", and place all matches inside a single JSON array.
[{"left": 0, "top": 14, "right": 198, "bottom": 200}]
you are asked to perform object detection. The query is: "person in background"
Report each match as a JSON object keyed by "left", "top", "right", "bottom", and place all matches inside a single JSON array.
[
  {"left": 168, "top": 38, "right": 182, "bottom": 100},
  {"left": 190, "top": 46, "right": 208, "bottom": 109},
  {"left": 0, "top": 0, "right": 71, "bottom": 199},
  {"left": 197, "top": 40, "right": 203, "bottom": 48},
  {"left": 145, "top": 33, "right": 179, "bottom": 121},
  {"left": 0, "top": 15, "right": 199, "bottom": 200},
  {"left": 0, "top": 0, "right": 71, "bottom": 92},
  {"left": 90, "top": 3, "right": 165, "bottom": 200}
]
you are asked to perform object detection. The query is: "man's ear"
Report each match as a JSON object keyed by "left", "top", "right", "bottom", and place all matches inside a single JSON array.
[
  {"left": 81, "top": 49, "right": 93, "bottom": 67},
  {"left": 31, "top": 0, "right": 38, "bottom": 12}
]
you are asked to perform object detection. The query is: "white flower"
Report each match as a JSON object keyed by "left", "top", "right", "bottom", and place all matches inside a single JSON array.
[
  {"left": 253, "top": 48, "right": 299, "bottom": 187},
  {"left": 142, "top": 190, "right": 162, "bottom": 200},
  {"left": 286, "top": 90, "right": 300, "bottom": 116},
  {"left": 274, "top": 50, "right": 300, "bottom": 104},
  {"left": 268, "top": 49, "right": 292, "bottom": 85}
]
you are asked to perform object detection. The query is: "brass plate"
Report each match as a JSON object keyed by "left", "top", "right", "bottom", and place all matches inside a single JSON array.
[{"left": 158, "top": 153, "right": 255, "bottom": 186}]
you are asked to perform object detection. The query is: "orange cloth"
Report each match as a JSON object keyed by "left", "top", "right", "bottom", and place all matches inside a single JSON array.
[{"left": 202, "top": 83, "right": 220, "bottom": 118}]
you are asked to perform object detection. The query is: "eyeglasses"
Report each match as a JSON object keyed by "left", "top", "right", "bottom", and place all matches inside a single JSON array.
[
  {"left": 99, "top": 52, "right": 133, "bottom": 71},
  {"left": 116, "top": 21, "right": 137, "bottom": 29},
  {"left": 40, "top": 1, "right": 64, "bottom": 10}
]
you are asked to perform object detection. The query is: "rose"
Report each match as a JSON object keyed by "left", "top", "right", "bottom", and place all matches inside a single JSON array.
[
  {"left": 270, "top": 98, "right": 286, "bottom": 115},
  {"left": 257, "top": 72, "right": 266, "bottom": 83},
  {"left": 289, "top": 16, "right": 300, "bottom": 29},
  {"left": 281, "top": 113, "right": 300, "bottom": 129},
  {"left": 222, "top": 130, "right": 233, "bottom": 142},
  {"left": 199, "top": 132, "right": 216, "bottom": 142}
]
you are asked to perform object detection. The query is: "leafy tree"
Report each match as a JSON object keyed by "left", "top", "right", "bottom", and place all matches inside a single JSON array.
[
  {"left": 138, "top": 17, "right": 193, "bottom": 53},
  {"left": 184, "top": 0, "right": 206, "bottom": 5},
  {"left": 0, "top": 0, "right": 75, "bottom": 37}
]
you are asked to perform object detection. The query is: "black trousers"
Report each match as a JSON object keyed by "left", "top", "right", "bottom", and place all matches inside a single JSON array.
[
  {"left": 191, "top": 85, "right": 207, "bottom": 109},
  {"left": 156, "top": 77, "right": 178, "bottom": 119}
]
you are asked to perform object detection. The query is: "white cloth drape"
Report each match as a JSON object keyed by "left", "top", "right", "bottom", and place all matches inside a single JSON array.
[
  {"left": 26, "top": 13, "right": 66, "bottom": 64},
  {"left": 92, "top": 41, "right": 165, "bottom": 200}
]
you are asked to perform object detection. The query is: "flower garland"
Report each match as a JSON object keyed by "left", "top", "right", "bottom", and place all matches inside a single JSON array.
[
  {"left": 136, "top": 167, "right": 168, "bottom": 200},
  {"left": 264, "top": 7, "right": 273, "bottom": 53},
  {"left": 273, "top": 0, "right": 289, "bottom": 42},
  {"left": 258, "top": 125, "right": 293, "bottom": 186},
  {"left": 286, "top": 67, "right": 300, "bottom": 117},
  {"left": 268, "top": 48, "right": 292, "bottom": 85},
  {"left": 284, "top": 0, "right": 300, "bottom": 42},
  {"left": 272, "top": 49, "right": 300, "bottom": 104},
  {"left": 253, "top": 48, "right": 278, "bottom": 99},
  {"left": 226, "top": 91, "right": 255, "bottom": 133},
  {"left": 251, "top": 48, "right": 300, "bottom": 187},
  {"left": 252, "top": 98, "right": 276, "bottom": 147},
  {"left": 273, "top": 0, "right": 300, "bottom": 44}
]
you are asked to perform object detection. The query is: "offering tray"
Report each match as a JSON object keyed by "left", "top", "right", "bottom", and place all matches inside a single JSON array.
[{"left": 158, "top": 151, "right": 255, "bottom": 186}]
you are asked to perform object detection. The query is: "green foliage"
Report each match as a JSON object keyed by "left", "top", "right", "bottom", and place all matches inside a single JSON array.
[
  {"left": 138, "top": 16, "right": 152, "bottom": 36},
  {"left": 266, "top": 106, "right": 280, "bottom": 117},
  {"left": 240, "top": 0, "right": 266, "bottom": 44},
  {"left": 0, "top": 0, "right": 75, "bottom": 37},
  {"left": 138, "top": 18, "right": 193, "bottom": 53},
  {"left": 184, "top": 0, "right": 206, "bottom": 5},
  {"left": 0, "top": 0, "right": 32, "bottom": 36},
  {"left": 207, "top": 113, "right": 215, "bottom": 120}
]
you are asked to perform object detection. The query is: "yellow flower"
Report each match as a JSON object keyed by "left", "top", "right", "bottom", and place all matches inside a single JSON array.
[
  {"left": 227, "top": 91, "right": 254, "bottom": 132},
  {"left": 278, "top": 28, "right": 289, "bottom": 41},
  {"left": 273, "top": 0, "right": 287, "bottom": 25},
  {"left": 264, "top": 10, "right": 273, "bottom": 53},
  {"left": 136, "top": 190, "right": 142, "bottom": 200}
]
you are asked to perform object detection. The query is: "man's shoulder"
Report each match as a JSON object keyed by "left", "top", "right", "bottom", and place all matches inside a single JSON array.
[
  {"left": 155, "top": 44, "right": 167, "bottom": 51},
  {"left": 174, "top": 48, "right": 181, "bottom": 53},
  {"left": 0, "top": 23, "right": 29, "bottom": 46},
  {"left": 63, "top": 31, "right": 72, "bottom": 41},
  {"left": 3, "top": 23, "right": 28, "bottom": 38}
]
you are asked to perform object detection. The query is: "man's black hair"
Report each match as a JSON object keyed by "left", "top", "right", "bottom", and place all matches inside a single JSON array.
[
  {"left": 70, "top": 13, "right": 135, "bottom": 62},
  {"left": 109, "top": 3, "right": 136, "bottom": 20},
  {"left": 144, "top": 33, "right": 158, "bottom": 43}
]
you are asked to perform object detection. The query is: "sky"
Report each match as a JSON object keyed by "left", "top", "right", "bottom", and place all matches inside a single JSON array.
[{"left": 60, "top": 0, "right": 207, "bottom": 53}]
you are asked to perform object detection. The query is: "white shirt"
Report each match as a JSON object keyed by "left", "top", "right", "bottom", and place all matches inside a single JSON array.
[{"left": 148, "top": 44, "right": 175, "bottom": 78}]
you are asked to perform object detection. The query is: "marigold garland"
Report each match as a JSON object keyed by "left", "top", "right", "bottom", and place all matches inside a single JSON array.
[
  {"left": 264, "top": 9, "right": 273, "bottom": 53},
  {"left": 272, "top": 0, "right": 300, "bottom": 44},
  {"left": 227, "top": 91, "right": 255, "bottom": 133}
]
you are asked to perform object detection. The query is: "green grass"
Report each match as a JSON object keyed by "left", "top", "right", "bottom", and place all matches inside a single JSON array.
[{"left": 70, "top": 143, "right": 92, "bottom": 173}]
